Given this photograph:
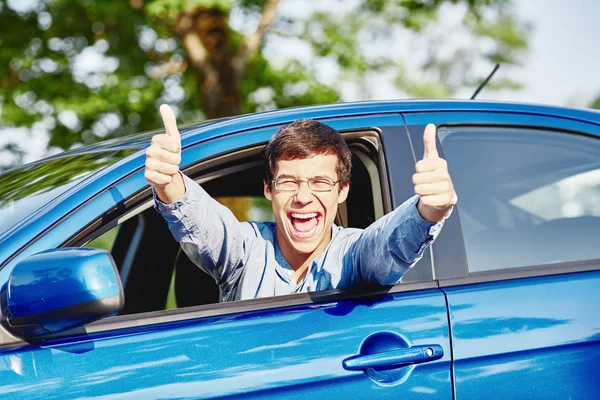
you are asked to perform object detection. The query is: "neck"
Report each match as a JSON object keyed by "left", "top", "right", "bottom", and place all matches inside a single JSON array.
[{"left": 275, "top": 228, "right": 332, "bottom": 283}]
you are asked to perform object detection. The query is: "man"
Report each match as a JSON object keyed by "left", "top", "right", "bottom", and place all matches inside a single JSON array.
[{"left": 145, "top": 105, "right": 457, "bottom": 301}]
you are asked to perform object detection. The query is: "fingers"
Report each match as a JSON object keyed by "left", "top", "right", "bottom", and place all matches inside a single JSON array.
[
  {"left": 423, "top": 123, "right": 439, "bottom": 159},
  {"left": 414, "top": 181, "right": 452, "bottom": 196},
  {"left": 145, "top": 139, "right": 181, "bottom": 180},
  {"left": 144, "top": 169, "right": 174, "bottom": 187},
  {"left": 151, "top": 134, "right": 181, "bottom": 154},
  {"left": 145, "top": 105, "right": 182, "bottom": 189},
  {"left": 145, "top": 157, "right": 180, "bottom": 176},
  {"left": 160, "top": 104, "right": 181, "bottom": 143},
  {"left": 418, "top": 193, "right": 457, "bottom": 208},
  {"left": 413, "top": 166, "right": 454, "bottom": 199},
  {"left": 413, "top": 125, "right": 457, "bottom": 214},
  {"left": 415, "top": 157, "right": 447, "bottom": 173},
  {"left": 412, "top": 169, "right": 446, "bottom": 185}
]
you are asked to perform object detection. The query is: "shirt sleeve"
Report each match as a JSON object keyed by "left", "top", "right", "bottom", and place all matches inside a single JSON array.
[
  {"left": 351, "top": 195, "right": 452, "bottom": 286},
  {"left": 153, "top": 173, "right": 254, "bottom": 286}
]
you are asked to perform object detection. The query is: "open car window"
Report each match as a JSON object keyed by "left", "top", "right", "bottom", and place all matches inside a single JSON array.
[{"left": 83, "top": 131, "right": 389, "bottom": 316}]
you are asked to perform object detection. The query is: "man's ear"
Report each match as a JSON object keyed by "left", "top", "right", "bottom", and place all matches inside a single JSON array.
[
  {"left": 264, "top": 180, "right": 272, "bottom": 201},
  {"left": 337, "top": 183, "right": 349, "bottom": 204}
]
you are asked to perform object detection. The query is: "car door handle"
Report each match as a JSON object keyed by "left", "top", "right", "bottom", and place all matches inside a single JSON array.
[{"left": 342, "top": 344, "right": 443, "bottom": 371}]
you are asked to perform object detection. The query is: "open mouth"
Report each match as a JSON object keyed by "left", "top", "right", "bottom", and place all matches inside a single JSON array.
[{"left": 288, "top": 212, "right": 322, "bottom": 238}]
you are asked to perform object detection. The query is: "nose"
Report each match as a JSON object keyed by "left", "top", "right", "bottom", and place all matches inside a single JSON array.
[{"left": 294, "top": 181, "right": 313, "bottom": 204}]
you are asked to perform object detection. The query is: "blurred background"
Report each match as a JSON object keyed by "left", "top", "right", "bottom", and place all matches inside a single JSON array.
[{"left": 0, "top": 0, "right": 599, "bottom": 171}]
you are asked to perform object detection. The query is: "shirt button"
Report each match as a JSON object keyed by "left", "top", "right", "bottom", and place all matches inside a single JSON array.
[{"left": 286, "top": 270, "right": 292, "bottom": 276}]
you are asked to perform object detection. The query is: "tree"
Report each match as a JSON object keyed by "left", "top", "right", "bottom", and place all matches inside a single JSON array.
[
  {"left": 590, "top": 95, "right": 600, "bottom": 110},
  {"left": 0, "top": 0, "right": 529, "bottom": 168}
]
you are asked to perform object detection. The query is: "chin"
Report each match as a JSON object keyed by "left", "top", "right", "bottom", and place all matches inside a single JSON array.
[{"left": 291, "top": 240, "right": 321, "bottom": 255}]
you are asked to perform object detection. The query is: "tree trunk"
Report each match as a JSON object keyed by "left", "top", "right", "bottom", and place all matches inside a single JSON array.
[
  {"left": 177, "top": 7, "right": 242, "bottom": 119},
  {"left": 195, "top": 8, "right": 241, "bottom": 118}
]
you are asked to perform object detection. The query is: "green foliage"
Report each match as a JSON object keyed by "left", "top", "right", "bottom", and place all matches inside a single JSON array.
[
  {"left": 0, "top": 0, "right": 164, "bottom": 155},
  {"left": 0, "top": 0, "right": 529, "bottom": 169},
  {"left": 85, "top": 226, "right": 119, "bottom": 251},
  {"left": 591, "top": 96, "right": 600, "bottom": 110},
  {"left": 146, "top": 0, "right": 233, "bottom": 21}
]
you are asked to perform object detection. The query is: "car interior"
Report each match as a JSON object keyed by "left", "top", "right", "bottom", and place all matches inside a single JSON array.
[{"left": 78, "top": 132, "right": 392, "bottom": 316}]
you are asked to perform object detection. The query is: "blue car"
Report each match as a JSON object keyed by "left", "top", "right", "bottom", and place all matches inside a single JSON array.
[{"left": 0, "top": 100, "right": 599, "bottom": 399}]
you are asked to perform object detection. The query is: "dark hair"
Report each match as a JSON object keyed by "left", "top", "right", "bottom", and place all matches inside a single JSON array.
[{"left": 263, "top": 119, "right": 352, "bottom": 190}]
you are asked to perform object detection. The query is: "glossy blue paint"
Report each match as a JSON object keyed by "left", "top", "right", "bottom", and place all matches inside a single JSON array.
[
  {"left": 7, "top": 248, "right": 120, "bottom": 316},
  {"left": 0, "top": 289, "right": 452, "bottom": 399},
  {"left": 444, "top": 270, "right": 600, "bottom": 399},
  {"left": 175, "top": 100, "right": 600, "bottom": 146},
  {"left": 3, "top": 248, "right": 123, "bottom": 339},
  {"left": 403, "top": 110, "right": 600, "bottom": 136}
]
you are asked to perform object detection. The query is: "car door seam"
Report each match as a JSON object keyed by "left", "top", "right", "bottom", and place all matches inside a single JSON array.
[{"left": 439, "top": 284, "right": 457, "bottom": 400}]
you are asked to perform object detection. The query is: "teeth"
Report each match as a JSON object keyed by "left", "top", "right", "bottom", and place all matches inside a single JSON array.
[{"left": 291, "top": 213, "right": 318, "bottom": 219}]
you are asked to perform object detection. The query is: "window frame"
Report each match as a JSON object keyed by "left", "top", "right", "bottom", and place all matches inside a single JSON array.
[
  {"left": 43, "top": 118, "right": 437, "bottom": 339},
  {"left": 77, "top": 135, "right": 390, "bottom": 313},
  {"left": 403, "top": 111, "right": 600, "bottom": 286}
]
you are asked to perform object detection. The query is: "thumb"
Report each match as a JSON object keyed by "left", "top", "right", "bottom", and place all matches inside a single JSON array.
[
  {"left": 423, "top": 123, "right": 439, "bottom": 159},
  {"left": 159, "top": 104, "right": 181, "bottom": 147}
]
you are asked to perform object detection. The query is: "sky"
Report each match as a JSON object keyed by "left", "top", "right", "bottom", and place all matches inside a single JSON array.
[
  {"left": 488, "top": 0, "right": 600, "bottom": 107},
  {"left": 1, "top": 0, "right": 600, "bottom": 166},
  {"left": 263, "top": 0, "right": 600, "bottom": 107}
]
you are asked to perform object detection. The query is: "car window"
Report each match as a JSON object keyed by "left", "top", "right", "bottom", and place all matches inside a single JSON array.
[
  {"left": 0, "top": 150, "right": 134, "bottom": 237},
  {"left": 79, "top": 134, "right": 386, "bottom": 315},
  {"left": 440, "top": 126, "right": 600, "bottom": 272}
]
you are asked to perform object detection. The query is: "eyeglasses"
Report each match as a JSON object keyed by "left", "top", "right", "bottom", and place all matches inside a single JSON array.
[{"left": 273, "top": 176, "right": 339, "bottom": 192}]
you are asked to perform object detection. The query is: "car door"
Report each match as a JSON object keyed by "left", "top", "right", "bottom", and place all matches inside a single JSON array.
[
  {"left": 0, "top": 114, "right": 453, "bottom": 399},
  {"left": 404, "top": 109, "right": 600, "bottom": 399}
]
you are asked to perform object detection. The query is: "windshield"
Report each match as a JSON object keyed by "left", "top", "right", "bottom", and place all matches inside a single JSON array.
[{"left": 0, "top": 149, "right": 135, "bottom": 237}]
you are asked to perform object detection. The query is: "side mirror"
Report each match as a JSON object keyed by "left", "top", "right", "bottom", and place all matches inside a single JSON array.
[{"left": 1, "top": 248, "right": 124, "bottom": 340}]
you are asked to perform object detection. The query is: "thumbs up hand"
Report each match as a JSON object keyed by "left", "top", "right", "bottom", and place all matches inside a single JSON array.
[
  {"left": 413, "top": 124, "right": 457, "bottom": 223},
  {"left": 144, "top": 104, "right": 185, "bottom": 204}
]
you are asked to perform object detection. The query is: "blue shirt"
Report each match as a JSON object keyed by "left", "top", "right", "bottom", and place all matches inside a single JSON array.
[{"left": 155, "top": 174, "right": 449, "bottom": 301}]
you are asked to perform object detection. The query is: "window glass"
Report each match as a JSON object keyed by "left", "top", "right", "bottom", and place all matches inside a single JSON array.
[
  {"left": 440, "top": 127, "right": 600, "bottom": 272},
  {"left": 0, "top": 149, "right": 134, "bottom": 237},
  {"left": 85, "top": 226, "right": 120, "bottom": 251},
  {"left": 510, "top": 169, "right": 600, "bottom": 220}
]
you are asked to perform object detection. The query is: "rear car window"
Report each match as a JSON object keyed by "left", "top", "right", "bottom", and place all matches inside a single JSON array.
[{"left": 440, "top": 127, "right": 600, "bottom": 272}]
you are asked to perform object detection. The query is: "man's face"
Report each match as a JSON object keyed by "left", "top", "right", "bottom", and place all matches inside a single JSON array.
[{"left": 264, "top": 154, "right": 349, "bottom": 260}]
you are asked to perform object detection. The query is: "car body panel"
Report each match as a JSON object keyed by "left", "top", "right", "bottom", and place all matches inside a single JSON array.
[
  {"left": 0, "top": 289, "right": 452, "bottom": 399},
  {"left": 444, "top": 270, "right": 600, "bottom": 399},
  {"left": 1, "top": 112, "right": 457, "bottom": 398}
]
